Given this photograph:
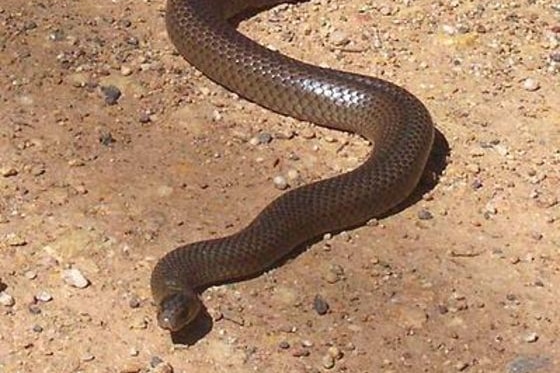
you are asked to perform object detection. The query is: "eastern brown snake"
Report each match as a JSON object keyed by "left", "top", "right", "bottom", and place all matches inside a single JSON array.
[{"left": 151, "top": 0, "right": 434, "bottom": 331}]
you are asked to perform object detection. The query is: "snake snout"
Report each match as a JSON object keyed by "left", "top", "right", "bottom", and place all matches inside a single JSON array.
[{"left": 157, "top": 291, "right": 202, "bottom": 331}]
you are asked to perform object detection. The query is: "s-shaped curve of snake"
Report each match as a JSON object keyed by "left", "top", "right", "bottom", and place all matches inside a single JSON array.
[{"left": 151, "top": 0, "right": 435, "bottom": 331}]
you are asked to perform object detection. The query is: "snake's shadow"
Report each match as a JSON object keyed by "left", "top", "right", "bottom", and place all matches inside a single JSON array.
[{"left": 168, "top": 129, "right": 449, "bottom": 345}]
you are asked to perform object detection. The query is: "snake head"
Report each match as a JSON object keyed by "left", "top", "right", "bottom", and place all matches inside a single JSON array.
[{"left": 156, "top": 289, "right": 202, "bottom": 332}]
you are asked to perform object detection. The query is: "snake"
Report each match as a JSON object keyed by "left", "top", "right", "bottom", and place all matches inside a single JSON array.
[{"left": 151, "top": 0, "right": 435, "bottom": 332}]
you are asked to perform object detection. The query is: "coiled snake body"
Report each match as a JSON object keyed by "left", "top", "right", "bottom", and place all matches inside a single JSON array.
[{"left": 151, "top": 0, "right": 434, "bottom": 331}]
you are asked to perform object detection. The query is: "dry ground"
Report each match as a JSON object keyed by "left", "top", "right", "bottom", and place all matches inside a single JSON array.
[{"left": 1, "top": 0, "right": 559, "bottom": 372}]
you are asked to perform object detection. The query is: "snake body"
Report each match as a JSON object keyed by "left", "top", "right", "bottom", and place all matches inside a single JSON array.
[{"left": 151, "top": 0, "right": 434, "bottom": 331}]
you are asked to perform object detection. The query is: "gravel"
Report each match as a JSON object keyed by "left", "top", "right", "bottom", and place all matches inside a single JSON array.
[
  {"left": 4, "top": 232, "right": 27, "bottom": 246},
  {"left": 417, "top": 209, "right": 434, "bottom": 220},
  {"left": 0, "top": 291, "right": 15, "bottom": 307},
  {"left": 256, "top": 132, "right": 273, "bottom": 144},
  {"left": 24, "top": 270, "right": 37, "bottom": 280},
  {"left": 507, "top": 356, "right": 550, "bottom": 373},
  {"left": 286, "top": 169, "right": 300, "bottom": 182},
  {"left": 99, "top": 131, "right": 116, "bottom": 146},
  {"left": 62, "top": 268, "right": 90, "bottom": 288},
  {"left": 100, "top": 85, "right": 122, "bottom": 105},
  {"left": 273, "top": 175, "right": 289, "bottom": 190},
  {"left": 1, "top": 0, "right": 559, "bottom": 371},
  {"left": 523, "top": 332, "right": 539, "bottom": 343},
  {"left": 0, "top": 167, "right": 18, "bottom": 177},
  {"left": 128, "top": 295, "right": 141, "bottom": 308},
  {"left": 321, "top": 354, "right": 335, "bottom": 369},
  {"left": 312, "top": 294, "right": 329, "bottom": 315},
  {"left": 150, "top": 357, "right": 174, "bottom": 373},
  {"left": 32, "top": 324, "right": 43, "bottom": 333},
  {"left": 327, "top": 346, "right": 342, "bottom": 360},
  {"left": 35, "top": 291, "right": 53, "bottom": 302},
  {"left": 522, "top": 78, "right": 540, "bottom": 92}
]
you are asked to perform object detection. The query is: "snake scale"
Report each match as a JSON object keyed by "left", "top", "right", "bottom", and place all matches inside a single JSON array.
[{"left": 151, "top": 0, "right": 434, "bottom": 331}]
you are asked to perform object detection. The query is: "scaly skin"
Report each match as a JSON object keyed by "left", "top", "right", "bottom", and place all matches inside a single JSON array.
[{"left": 151, "top": 0, "right": 435, "bottom": 332}]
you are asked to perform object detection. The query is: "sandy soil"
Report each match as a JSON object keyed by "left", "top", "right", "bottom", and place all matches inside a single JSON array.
[{"left": 1, "top": 0, "right": 559, "bottom": 372}]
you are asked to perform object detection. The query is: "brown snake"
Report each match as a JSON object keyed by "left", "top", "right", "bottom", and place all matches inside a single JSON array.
[{"left": 151, "top": 0, "right": 435, "bottom": 331}]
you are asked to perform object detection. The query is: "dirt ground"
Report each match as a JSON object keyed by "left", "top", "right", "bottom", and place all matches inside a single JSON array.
[{"left": 1, "top": 0, "right": 559, "bottom": 372}]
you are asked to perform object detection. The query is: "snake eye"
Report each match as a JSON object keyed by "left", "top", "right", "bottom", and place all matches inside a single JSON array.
[{"left": 157, "top": 292, "right": 202, "bottom": 331}]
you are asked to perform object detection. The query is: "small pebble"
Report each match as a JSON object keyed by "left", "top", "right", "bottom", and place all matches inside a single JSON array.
[
  {"left": 379, "top": 5, "right": 394, "bottom": 16},
  {"left": 138, "top": 112, "right": 151, "bottom": 123},
  {"left": 417, "top": 209, "right": 433, "bottom": 220},
  {"left": 507, "top": 356, "right": 550, "bottom": 373},
  {"left": 286, "top": 169, "right": 300, "bottom": 181},
  {"left": 327, "top": 346, "right": 343, "bottom": 360},
  {"left": 23, "top": 21, "right": 37, "bottom": 30},
  {"left": 249, "top": 132, "right": 272, "bottom": 145},
  {"left": 128, "top": 295, "right": 141, "bottom": 308},
  {"left": 455, "top": 361, "right": 469, "bottom": 371},
  {"left": 522, "top": 78, "right": 540, "bottom": 91},
  {"left": 32, "top": 165, "right": 46, "bottom": 176},
  {"left": 1, "top": 167, "right": 18, "bottom": 177},
  {"left": 300, "top": 128, "right": 315, "bottom": 139},
  {"left": 28, "top": 303, "right": 41, "bottom": 314},
  {"left": 152, "top": 361, "right": 173, "bottom": 373},
  {"left": 530, "top": 231, "right": 543, "bottom": 241},
  {"left": 506, "top": 293, "right": 517, "bottom": 302},
  {"left": 288, "top": 152, "right": 300, "bottom": 161},
  {"left": 24, "top": 270, "right": 37, "bottom": 280},
  {"left": 130, "top": 317, "right": 148, "bottom": 329},
  {"left": 128, "top": 347, "right": 139, "bottom": 356},
  {"left": 329, "top": 30, "right": 350, "bottom": 46},
  {"left": 494, "top": 145, "right": 509, "bottom": 156},
  {"left": 313, "top": 294, "right": 329, "bottom": 315},
  {"left": 321, "top": 354, "right": 335, "bottom": 369},
  {"left": 49, "top": 29, "right": 64, "bottom": 41},
  {"left": 524, "top": 332, "right": 539, "bottom": 343},
  {"left": 339, "top": 231, "right": 351, "bottom": 241},
  {"left": 74, "top": 184, "right": 88, "bottom": 194},
  {"left": 273, "top": 175, "right": 289, "bottom": 190},
  {"left": 471, "top": 179, "right": 483, "bottom": 190},
  {"left": 126, "top": 36, "right": 139, "bottom": 47},
  {"left": 120, "top": 65, "right": 133, "bottom": 76},
  {"left": 465, "top": 163, "right": 480, "bottom": 174},
  {"left": 62, "top": 268, "right": 90, "bottom": 288},
  {"left": 325, "top": 264, "right": 344, "bottom": 284},
  {"left": 150, "top": 356, "right": 164, "bottom": 368},
  {"left": 324, "top": 271, "right": 339, "bottom": 284},
  {"left": 292, "top": 348, "right": 310, "bottom": 357},
  {"left": 81, "top": 353, "right": 95, "bottom": 362},
  {"left": 256, "top": 132, "right": 273, "bottom": 144},
  {"left": 279, "top": 341, "right": 290, "bottom": 349},
  {"left": 5, "top": 232, "right": 27, "bottom": 246},
  {"left": 120, "top": 364, "right": 142, "bottom": 373},
  {"left": 32, "top": 324, "right": 43, "bottom": 333},
  {"left": 0, "top": 291, "right": 15, "bottom": 307},
  {"left": 442, "top": 24, "right": 457, "bottom": 35},
  {"left": 99, "top": 131, "right": 116, "bottom": 146},
  {"left": 35, "top": 291, "right": 53, "bottom": 302},
  {"left": 100, "top": 85, "right": 122, "bottom": 105},
  {"left": 485, "top": 203, "right": 498, "bottom": 215},
  {"left": 301, "top": 340, "right": 313, "bottom": 347}
]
